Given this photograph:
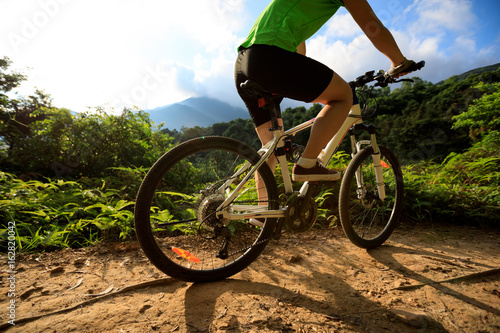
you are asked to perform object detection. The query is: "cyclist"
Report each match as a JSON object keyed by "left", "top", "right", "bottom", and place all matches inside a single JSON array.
[{"left": 235, "top": 0, "right": 416, "bottom": 182}]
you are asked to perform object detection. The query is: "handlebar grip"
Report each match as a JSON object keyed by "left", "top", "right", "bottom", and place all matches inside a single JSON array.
[{"left": 409, "top": 60, "right": 425, "bottom": 72}]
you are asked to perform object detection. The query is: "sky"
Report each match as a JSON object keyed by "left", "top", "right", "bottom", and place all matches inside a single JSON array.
[{"left": 1, "top": 0, "right": 500, "bottom": 113}]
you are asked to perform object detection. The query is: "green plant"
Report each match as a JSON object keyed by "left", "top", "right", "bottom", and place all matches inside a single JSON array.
[
  {"left": 0, "top": 171, "right": 137, "bottom": 252},
  {"left": 452, "top": 82, "right": 500, "bottom": 140},
  {"left": 402, "top": 137, "right": 500, "bottom": 225}
]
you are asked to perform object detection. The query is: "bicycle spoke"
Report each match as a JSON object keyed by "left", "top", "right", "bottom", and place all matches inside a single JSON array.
[
  {"left": 135, "top": 137, "right": 278, "bottom": 282},
  {"left": 339, "top": 146, "right": 403, "bottom": 248}
]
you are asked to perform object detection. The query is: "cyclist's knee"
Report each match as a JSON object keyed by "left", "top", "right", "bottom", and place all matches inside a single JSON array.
[{"left": 312, "top": 72, "right": 352, "bottom": 106}]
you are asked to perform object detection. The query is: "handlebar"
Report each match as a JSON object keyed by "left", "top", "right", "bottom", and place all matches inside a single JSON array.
[{"left": 350, "top": 60, "right": 426, "bottom": 89}]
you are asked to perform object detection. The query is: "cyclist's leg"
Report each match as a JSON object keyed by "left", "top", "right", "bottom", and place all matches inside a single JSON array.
[
  {"left": 255, "top": 118, "right": 283, "bottom": 202},
  {"left": 300, "top": 72, "right": 352, "bottom": 160},
  {"left": 236, "top": 44, "right": 350, "bottom": 179},
  {"left": 235, "top": 48, "right": 284, "bottom": 202}
]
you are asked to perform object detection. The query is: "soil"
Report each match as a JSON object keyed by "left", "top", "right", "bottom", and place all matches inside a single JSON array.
[{"left": 1, "top": 222, "right": 500, "bottom": 333}]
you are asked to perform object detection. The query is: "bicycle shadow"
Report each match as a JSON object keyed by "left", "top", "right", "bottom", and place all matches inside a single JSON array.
[
  {"left": 183, "top": 271, "right": 447, "bottom": 332},
  {"left": 183, "top": 277, "right": 350, "bottom": 332},
  {"left": 367, "top": 244, "right": 500, "bottom": 316}
]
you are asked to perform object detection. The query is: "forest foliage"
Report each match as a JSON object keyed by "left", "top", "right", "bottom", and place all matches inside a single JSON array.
[{"left": 1, "top": 56, "right": 499, "bottom": 251}]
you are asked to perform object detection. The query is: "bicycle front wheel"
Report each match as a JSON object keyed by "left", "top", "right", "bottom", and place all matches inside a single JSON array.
[
  {"left": 134, "top": 136, "right": 279, "bottom": 282},
  {"left": 339, "top": 146, "right": 404, "bottom": 249}
]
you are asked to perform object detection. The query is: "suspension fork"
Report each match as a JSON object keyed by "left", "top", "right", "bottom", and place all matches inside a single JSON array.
[
  {"left": 349, "top": 124, "right": 386, "bottom": 201},
  {"left": 349, "top": 128, "right": 365, "bottom": 200},
  {"left": 370, "top": 133, "right": 386, "bottom": 201}
]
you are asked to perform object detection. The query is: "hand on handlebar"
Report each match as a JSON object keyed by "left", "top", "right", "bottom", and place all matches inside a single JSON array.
[
  {"left": 350, "top": 60, "right": 425, "bottom": 88},
  {"left": 385, "top": 58, "right": 416, "bottom": 79}
]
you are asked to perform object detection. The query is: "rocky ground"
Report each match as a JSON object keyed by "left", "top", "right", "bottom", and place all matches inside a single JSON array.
[{"left": 1, "top": 222, "right": 499, "bottom": 332}]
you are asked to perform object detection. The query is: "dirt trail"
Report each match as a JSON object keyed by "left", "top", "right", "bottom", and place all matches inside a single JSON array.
[{"left": 1, "top": 223, "right": 500, "bottom": 332}]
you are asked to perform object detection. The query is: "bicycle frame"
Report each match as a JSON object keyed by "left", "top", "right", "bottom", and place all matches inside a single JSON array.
[{"left": 217, "top": 102, "right": 385, "bottom": 222}]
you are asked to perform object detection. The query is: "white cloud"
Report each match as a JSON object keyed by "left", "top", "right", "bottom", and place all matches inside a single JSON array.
[
  {"left": 402, "top": 0, "right": 493, "bottom": 80},
  {"left": 2, "top": 0, "right": 498, "bottom": 115},
  {"left": 324, "top": 13, "right": 363, "bottom": 39},
  {"left": 305, "top": 0, "right": 493, "bottom": 85},
  {"left": 1, "top": 0, "right": 246, "bottom": 112},
  {"left": 307, "top": 34, "right": 387, "bottom": 82},
  {"left": 410, "top": 0, "right": 476, "bottom": 34}
]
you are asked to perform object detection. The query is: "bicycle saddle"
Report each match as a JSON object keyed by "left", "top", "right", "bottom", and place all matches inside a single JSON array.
[{"left": 240, "top": 80, "right": 281, "bottom": 107}]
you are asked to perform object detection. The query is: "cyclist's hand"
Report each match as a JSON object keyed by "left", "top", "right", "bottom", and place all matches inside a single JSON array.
[{"left": 385, "top": 58, "right": 416, "bottom": 79}]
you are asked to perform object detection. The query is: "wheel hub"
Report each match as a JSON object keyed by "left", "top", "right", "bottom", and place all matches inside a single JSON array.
[
  {"left": 359, "top": 185, "right": 377, "bottom": 208},
  {"left": 198, "top": 194, "right": 226, "bottom": 227}
]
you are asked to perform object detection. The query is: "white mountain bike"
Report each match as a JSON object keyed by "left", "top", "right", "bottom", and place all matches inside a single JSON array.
[{"left": 134, "top": 61, "right": 426, "bottom": 282}]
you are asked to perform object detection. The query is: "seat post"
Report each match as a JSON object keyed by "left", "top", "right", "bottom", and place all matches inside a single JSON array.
[
  {"left": 241, "top": 80, "right": 282, "bottom": 131},
  {"left": 264, "top": 102, "right": 281, "bottom": 132}
]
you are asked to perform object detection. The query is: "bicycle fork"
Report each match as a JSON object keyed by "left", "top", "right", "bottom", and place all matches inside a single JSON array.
[{"left": 349, "top": 125, "right": 386, "bottom": 201}]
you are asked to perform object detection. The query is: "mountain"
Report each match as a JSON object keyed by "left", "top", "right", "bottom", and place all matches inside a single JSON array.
[
  {"left": 145, "top": 63, "right": 500, "bottom": 130},
  {"left": 455, "top": 63, "right": 500, "bottom": 80},
  {"left": 437, "top": 63, "right": 500, "bottom": 84},
  {"left": 146, "top": 97, "right": 249, "bottom": 130}
]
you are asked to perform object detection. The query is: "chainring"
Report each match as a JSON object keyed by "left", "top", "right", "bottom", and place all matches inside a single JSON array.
[{"left": 286, "top": 196, "right": 318, "bottom": 232}]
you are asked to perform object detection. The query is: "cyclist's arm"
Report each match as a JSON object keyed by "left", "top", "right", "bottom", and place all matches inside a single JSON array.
[
  {"left": 343, "top": 0, "right": 405, "bottom": 67},
  {"left": 297, "top": 41, "right": 306, "bottom": 55}
]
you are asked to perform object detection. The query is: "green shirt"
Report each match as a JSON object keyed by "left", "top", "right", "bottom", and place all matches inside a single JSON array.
[{"left": 239, "top": 0, "right": 345, "bottom": 53}]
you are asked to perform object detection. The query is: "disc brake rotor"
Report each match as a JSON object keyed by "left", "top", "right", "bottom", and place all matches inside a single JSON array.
[{"left": 359, "top": 184, "right": 377, "bottom": 208}]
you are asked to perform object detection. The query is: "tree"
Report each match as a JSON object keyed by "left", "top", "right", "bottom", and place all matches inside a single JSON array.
[
  {"left": 0, "top": 57, "right": 26, "bottom": 100},
  {"left": 452, "top": 82, "right": 500, "bottom": 140},
  {"left": 2, "top": 106, "right": 174, "bottom": 177},
  {"left": 0, "top": 57, "right": 175, "bottom": 177},
  {"left": 0, "top": 57, "right": 52, "bottom": 151}
]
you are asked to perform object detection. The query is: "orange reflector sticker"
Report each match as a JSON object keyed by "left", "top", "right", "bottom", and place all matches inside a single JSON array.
[
  {"left": 172, "top": 247, "right": 201, "bottom": 263},
  {"left": 381, "top": 161, "right": 390, "bottom": 168}
]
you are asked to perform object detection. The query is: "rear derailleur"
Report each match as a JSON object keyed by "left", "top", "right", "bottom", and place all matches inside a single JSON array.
[{"left": 197, "top": 193, "right": 232, "bottom": 259}]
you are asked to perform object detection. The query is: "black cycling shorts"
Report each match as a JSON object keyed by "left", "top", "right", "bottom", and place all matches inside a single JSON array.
[{"left": 234, "top": 44, "right": 334, "bottom": 127}]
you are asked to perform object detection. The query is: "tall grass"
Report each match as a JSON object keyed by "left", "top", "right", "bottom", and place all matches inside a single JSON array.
[
  {"left": 403, "top": 133, "right": 499, "bottom": 225},
  {"left": 0, "top": 167, "right": 147, "bottom": 252},
  {"left": 1, "top": 136, "right": 498, "bottom": 253},
  {"left": 311, "top": 139, "right": 500, "bottom": 228}
]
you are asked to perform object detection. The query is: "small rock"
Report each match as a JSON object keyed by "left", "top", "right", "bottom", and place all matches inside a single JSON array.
[
  {"left": 407, "top": 264, "right": 429, "bottom": 273},
  {"left": 20, "top": 287, "right": 41, "bottom": 300},
  {"left": 393, "top": 280, "right": 406, "bottom": 288},
  {"left": 390, "top": 307, "right": 430, "bottom": 329},
  {"left": 250, "top": 314, "right": 267, "bottom": 325},
  {"left": 387, "top": 297, "right": 403, "bottom": 306},
  {"left": 259, "top": 303, "right": 270, "bottom": 311},
  {"left": 219, "top": 315, "right": 238, "bottom": 330},
  {"left": 120, "top": 257, "right": 131, "bottom": 266},
  {"left": 48, "top": 266, "right": 64, "bottom": 274},
  {"left": 347, "top": 269, "right": 364, "bottom": 277},
  {"left": 73, "top": 258, "right": 86, "bottom": 266},
  {"left": 139, "top": 304, "right": 152, "bottom": 313},
  {"left": 325, "top": 313, "right": 343, "bottom": 322},
  {"left": 406, "top": 297, "right": 420, "bottom": 307}
]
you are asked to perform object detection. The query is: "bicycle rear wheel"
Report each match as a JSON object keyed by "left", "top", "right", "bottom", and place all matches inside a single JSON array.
[
  {"left": 134, "top": 136, "right": 279, "bottom": 282},
  {"left": 339, "top": 146, "right": 404, "bottom": 249}
]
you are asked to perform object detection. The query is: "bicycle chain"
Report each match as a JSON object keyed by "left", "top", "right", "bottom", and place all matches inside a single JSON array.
[
  {"left": 197, "top": 191, "right": 284, "bottom": 256},
  {"left": 225, "top": 199, "right": 285, "bottom": 257}
]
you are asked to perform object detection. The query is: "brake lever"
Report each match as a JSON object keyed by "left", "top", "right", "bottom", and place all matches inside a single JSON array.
[
  {"left": 394, "top": 78, "right": 414, "bottom": 83},
  {"left": 373, "top": 74, "right": 391, "bottom": 88}
]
